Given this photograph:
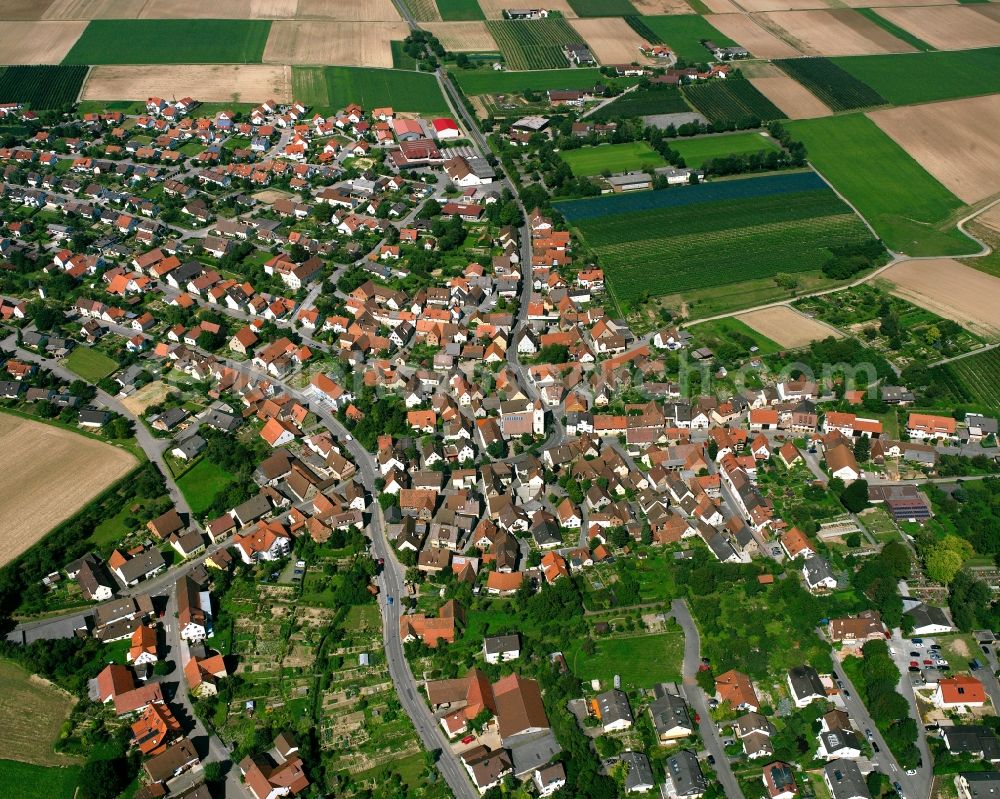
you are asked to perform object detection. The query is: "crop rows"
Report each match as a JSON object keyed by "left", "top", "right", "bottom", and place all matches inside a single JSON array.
[
  {"left": 624, "top": 15, "right": 662, "bottom": 45},
  {"left": 567, "top": 188, "right": 875, "bottom": 299},
  {"left": 932, "top": 349, "right": 1000, "bottom": 409},
  {"left": 775, "top": 58, "right": 886, "bottom": 112},
  {"left": 590, "top": 85, "right": 689, "bottom": 120},
  {"left": 683, "top": 77, "right": 783, "bottom": 125},
  {"left": 485, "top": 18, "right": 582, "bottom": 70},
  {"left": 0, "top": 65, "right": 89, "bottom": 110}
]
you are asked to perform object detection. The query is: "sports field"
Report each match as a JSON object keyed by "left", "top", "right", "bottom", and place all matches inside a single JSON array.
[
  {"left": 556, "top": 171, "right": 876, "bottom": 303},
  {"left": 671, "top": 131, "right": 778, "bottom": 167},
  {"left": 787, "top": 114, "right": 977, "bottom": 256},
  {"left": 560, "top": 141, "right": 666, "bottom": 176},
  {"left": 293, "top": 66, "right": 449, "bottom": 113},
  {"left": 61, "top": 19, "right": 271, "bottom": 64}
]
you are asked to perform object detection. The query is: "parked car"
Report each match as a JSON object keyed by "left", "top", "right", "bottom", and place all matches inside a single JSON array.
[
  {"left": 873, "top": 742, "right": 880, "bottom": 753},
  {"left": 983, "top": 644, "right": 992, "bottom": 654},
  {"left": 910, "top": 660, "right": 919, "bottom": 668},
  {"left": 930, "top": 643, "right": 942, "bottom": 651},
  {"left": 971, "top": 659, "right": 982, "bottom": 671},
  {"left": 387, "top": 596, "right": 394, "bottom": 605},
  {"left": 866, "top": 728, "right": 874, "bottom": 741},
  {"left": 461, "top": 735, "right": 476, "bottom": 744},
  {"left": 911, "top": 638, "right": 924, "bottom": 645},
  {"left": 909, "top": 651, "right": 920, "bottom": 658},
  {"left": 908, "top": 666, "right": 920, "bottom": 673}
]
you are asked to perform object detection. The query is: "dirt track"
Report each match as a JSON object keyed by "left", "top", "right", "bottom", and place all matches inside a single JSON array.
[{"left": 0, "top": 414, "right": 136, "bottom": 567}]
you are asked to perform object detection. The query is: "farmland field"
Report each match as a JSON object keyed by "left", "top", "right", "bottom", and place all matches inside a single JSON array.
[
  {"left": 568, "top": 0, "right": 640, "bottom": 16},
  {"left": 556, "top": 171, "right": 877, "bottom": 302},
  {"left": 61, "top": 19, "right": 271, "bottom": 64},
  {"left": 83, "top": 64, "right": 292, "bottom": 104},
  {"left": 787, "top": 114, "right": 977, "bottom": 256},
  {"left": 452, "top": 66, "right": 611, "bottom": 94},
  {"left": 830, "top": 48, "right": 1000, "bottom": 106},
  {"left": 706, "top": 13, "right": 800, "bottom": 58},
  {"left": 0, "top": 659, "right": 79, "bottom": 769},
  {"left": 0, "top": 760, "right": 79, "bottom": 799},
  {"left": 0, "top": 21, "right": 86, "bottom": 64},
  {"left": 931, "top": 349, "right": 1000, "bottom": 410},
  {"left": 0, "top": 65, "right": 87, "bottom": 108},
  {"left": 64, "top": 346, "right": 118, "bottom": 382},
  {"left": 568, "top": 632, "right": 684, "bottom": 690},
  {"left": 176, "top": 457, "right": 237, "bottom": 516},
  {"left": 399, "top": 0, "right": 441, "bottom": 20},
  {"left": 423, "top": 21, "right": 497, "bottom": 51},
  {"left": 560, "top": 141, "right": 667, "bottom": 176},
  {"left": 435, "top": 0, "right": 485, "bottom": 20},
  {"left": 292, "top": 67, "right": 449, "bottom": 113},
  {"left": 0, "top": 414, "right": 136, "bottom": 567},
  {"left": 736, "top": 305, "right": 842, "bottom": 349},
  {"left": 263, "top": 21, "right": 409, "bottom": 68},
  {"left": 485, "top": 17, "right": 583, "bottom": 69},
  {"left": 682, "top": 76, "right": 784, "bottom": 124},
  {"left": 671, "top": 130, "right": 778, "bottom": 167},
  {"left": 635, "top": 14, "right": 735, "bottom": 61},
  {"left": 774, "top": 57, "right": 887, "bottom": 111},
  {"left": 589, "top": 84, "right": 690, "bottom": 120},
  {"left": 757, "top": 9, "right": 917, "bottom": 56},
  {"left": 874, "top": 5, "right": 1000, "bottom": 51},
  {"left": 749, "top": 75, "right": 831, "bottom": 119}
]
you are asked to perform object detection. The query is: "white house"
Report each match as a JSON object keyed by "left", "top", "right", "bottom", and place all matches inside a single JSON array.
[{"left": 483, "top": 634, "right": 520, "bottom": 664}]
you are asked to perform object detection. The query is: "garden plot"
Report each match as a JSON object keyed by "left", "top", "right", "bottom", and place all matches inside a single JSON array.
[
  {"left": 875, "top": 5, "right": 1000, "bottom": 51},
  {"left": 263, "top": 20, "right": 409, "bottom": 67},
  {"left": 737, "top": 305, "right": 842, "bottom": 348},
  {"left": 705, "top": 13, "right": 800, "bottom": 58},
  {"left": 757, "top": 9, "right": 916, "bottom": 55},
  {"left": 83, "top": 64, "right": 292, "bottom": 103},
  {"left": 867, "top": 96, "right": 1000, "bottom": 205},
  {"left": 0, "top": 21, "right": 84, "bottom": 63}
]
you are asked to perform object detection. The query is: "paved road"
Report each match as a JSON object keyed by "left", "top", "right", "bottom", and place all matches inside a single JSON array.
[{"left": 671, "top": 599, "right": 745, "bottom": 799}]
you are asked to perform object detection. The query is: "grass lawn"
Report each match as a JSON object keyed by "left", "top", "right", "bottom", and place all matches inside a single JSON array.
[
  {"left": 569, "top": 632, "right": 684, "bottom": 690},
  {"left": 672, "top": 131, "right": 778, "bottom": 168},
  {"left": 62, "top": 19, "right": 271, "bottom": 65},
  {"left": 90, "top": 497, "right": 160, "bottom": 548},
  {"left": 787, "top": 114, "right": 977, "bottom": 257},
  {"left": 560, "top": 141, "right": 666, "bottom": 176},
  {"left": 639, "top": 15, "right": 735, "bottom": 62},
  {"left": 292, "top": 66, "right": 448, "bottom": 114},
  {"left": 176, "top": 457, "right": 236, "bottom": 516},
  {"left": 63, "top": 347, "right": 119, "bottom": 382},
  {"left": 436, "top": 0, "right": 486, "bottom": 20},
  {"left": 0, "top": 760, "right": 79, "bottom": 799},
  {"left": 691, "top": 316, "right": 783, "bottom": 355},
  {"left": 452, "top": 66, "right": 629, "bottom": 95}
]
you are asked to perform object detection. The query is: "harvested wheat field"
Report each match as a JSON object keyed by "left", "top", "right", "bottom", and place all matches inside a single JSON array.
[
  {"left": 738, "top": 305, "right": 843, "bottom": 348},
  {"left": 138, "top": 0, "right": 297, "bottom": 18},
  {"left": 263, "top": 20, "right": 409, "bottom": 67},
  {"left": 737, "top": 0, "right": 833, "bottom": 12},
  {"left": 424, "top": 22, "right": 498, "bottom": 51},
  {"left": 977, "top": 205, "right": 1000, "bottom": 235},
  {"left": 700, "top": 0, "right": 742, "bottom": 12},
  {"left": 868, "top": 96, "right": 1000, "bottom": 205},
  {"left": 630, "top": 0, "right": 698, "bottom": 14},
  {"left": 83, "top": 64, "right": 292, "bottom": 103},
  {"left": 571, "top": 17, "right": 653, "bottom": 64},
  {"left": 751, "top": 75, "right": 831, "bottom": 118},
  {"left": 706, "top": 14, "right": 800, "bottom": 58},
  {"left": 0, "top": 0, "right": 56, "bottom": 19},
  {"left": 0, "top": 20, "right": 85, "bottom": 63},
  {"left": 882, "top": 259, "right": 1000, "bottom": 340},
  {"left": 120, "top": 380, "right": 173, "bottom": 417},
  {"left": 295, "top": 0, "right": 403, "bottom": 20},
  {"left": 43, "top": 0, "right": 145, "bottom": 18},
  {"left": 758, "top": 9, "right": 916, "bottom": 55},
  {"left": 841, "top": 0, "right": 958, "bottom": 6},
  {"left": 875, "top": 5, "right": 1000, "bottom": 51},
  {"left": 476, "top": 0, "right": 577, "bottom": 17},
  {"left": 0, "top": 415, "right": 136, "bottom": 567}
]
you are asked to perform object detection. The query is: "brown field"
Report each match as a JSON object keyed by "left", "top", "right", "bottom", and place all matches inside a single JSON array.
[
  {"left": 0, "top": 414, "right": 136, "bottom": 567},
  {"left": 424, "top": 21, "right": 498, "bottom": 51},
  {"left": 0, "top": 659, "right": 80, "bottom": 767},
  {"left": 737, "top": 0, "right": 833, "bottom": 11},
  {"left": 570, "top": 17, "right": 654, "bottom": 64},
  {"left": 263, "top": 20, "right": 409, "bottom": 67},
  {"left": 977, "top": 204, "right": 1000, "bottom": 235},
  {"left": 750, "top": 75, "right": 831, "bottom": 118},
  {"left": 0, "top": 20, "right": 85, "bottom": 63},
  {"left": 882, "top": 259, "right": 1000, "bottom": 340},
  {"left": 476, "top": 0, "right": 577, "bottom": 18},
  {"left": 0, "top": 0, "right": 56, "bottom": 19},
  {"left": 630, "top": 0, "right": 697, "bottom": 14},
  {"left": 841, "top": 0, "right": 958, "bottom": 7},
  {"left": 757, "top": 9, "right": 916, "bottom": 55},
  {"left": 868, "top": 96, "right": 1000, "bottom": 205},
  {"left": 43, "top": 0, "right": 145, "bottom": 18},
  {"left": 700, "top": 0, "right": 741, "bottom": 12},
  {"left": 706, "top": 13, "right": 800, "bottom": 58},
  {"left": 83, "top": 64, "right": 293, "bottom": 103},
  {"left": 295, "top": 0, "right": 402, "bottom": 20},
  {"left": 120, "top": 380, "right": 173, "bottom": 417},
  {"left": 737, "top": 305, "right": 843, "bottom": 348},
  {"left": 875, "top": 5, "right": 1000, "bottom": 50},
  {"left": 138, "top": 0, "right": 297, "bottom": 18}
]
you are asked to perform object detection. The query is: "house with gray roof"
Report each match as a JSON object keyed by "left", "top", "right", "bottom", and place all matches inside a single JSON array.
[
  {"left": 664, "top": 750, "right": 706, "bottom": 798},
  {"left": 824, "top": 758, "right": 869, "bottom": 799},
  {"left": 787, "top": 665, "right": 826, "bottom": 707},
  {"left": 621, "top": 750, "right": 655, "bottom": 794},
  {"left": 649, "top": 685, "right": 692, "bottom": 742},
  {"left": 596, "top": 689, "right": 633, "bottom": 732}
]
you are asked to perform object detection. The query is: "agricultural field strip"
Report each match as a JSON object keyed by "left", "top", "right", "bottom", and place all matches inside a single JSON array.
[
  {"left": 774, "top": 57, "right": 887, "bottom": 111},
  {"left": 485, "top": 17, "right": 582, "bottom": 70},
  {"left": 683, "top": 78, "right": 784, "bottom": 123},
  {"left": 0, "top": 65, "right": 88, "bottom": 109}
]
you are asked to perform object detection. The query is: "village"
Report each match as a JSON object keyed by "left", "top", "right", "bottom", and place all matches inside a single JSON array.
[{"left": 1, "top": 75, "right": 1000, "bottom": 799}]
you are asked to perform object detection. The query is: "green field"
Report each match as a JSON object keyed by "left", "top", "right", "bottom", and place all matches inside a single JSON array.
[
  {"left": 176, "top": 457, "right": 237, "bottom": 516},
  {"left": 436, "top": 0, "right": 485, "bottom": 20},
  {"left": 0, "top": 760, "right": 79, "bottom": 799},
  {"left": 390, "top": 40, "right": 418, "bottom": 70},
  {"left": 569, "top": 0, "right": 639, "bottom": 15},
  {"left": 672, "top": 131, "right": 777, "bottom": 168},
  {"left": 557, "top": 172, "right": 876, "bottom": 304},
  {"left": 683, "top": 77, "right": 784, "bottom": 125},
  {"left": 569, "top": 632, "right": 684, "bottom": 690},
  {"left": 485, "top": 17, "right": 583, "bottom": 70},
  {"left": 453, "top": 66, "right": 612, "bottom": 95},
  {"left": 691, "top": 317, "right": 784, "bottom": 355},
  {"left": 292, "top": 67, "right": 449, "bottom": 113},
  {"left": 64, "top": 347, "right": 119, "bottom": 382},
  {"left": 831, "top": 48, "right": 1000, "bottom": 106},
  {"left": 589, "top": 84, "right": 690, "bottom": 120},
  {"left": 635, "top": 14, "right": 735, "bottom": 61},
  {"left": 62, "top": 19, "right": 271, "bottom": 65},
  {"left": 0, "top": 65, "right": 88, "bottom": 109},
  {"left": 775, "top": 58, "right": 887, "bottom": 112},
  {"left": 787, "top": 114, "right": 977, "bottom": 256},
  {"left": 560, "top": 141, "right": 666, "bottom": 176},
  {"left": 931, "top": 349, "right": 1000, "bottom": 410}
]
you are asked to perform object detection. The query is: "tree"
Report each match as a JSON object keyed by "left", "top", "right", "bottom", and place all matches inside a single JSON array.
[
  {"left": 78, "top": 758, "right": 129, "bottom": 799},
  {"left": 839, "top": 479, "right": 870, "bottom": 513},
  {"left": 854, "top": 436, "right": 870, "bottom": 463},
  {"left": 925, "top": 539, "right": 968, "bottom": 585}
]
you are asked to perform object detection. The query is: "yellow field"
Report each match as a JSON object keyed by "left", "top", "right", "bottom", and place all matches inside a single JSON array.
[
  {"left": 756, "top": 9, "right": 916, "bottom": 55},
  {"left": 0, "top": 658, "right": 81, "bottom": 766},
  {"left": 83, "top": 64, "right": 293, "bottom": 104},
  {"left": 423, "top": 21, "right": 498, "bottom": 52},
  {"left": 737, "top": 305, "right": 843, "bottom": 348},
  {"left": 0, "top": 414, "right": 136, "bottom": 567},
  {"left": 706, "top": 13, "right": 801, "bottom": 58},
  {"left": 0, "top": 20, "right": 85, "bottom": 63},
  {"left": 263, "top": 20, "right": 409, "bottom": 67}
]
